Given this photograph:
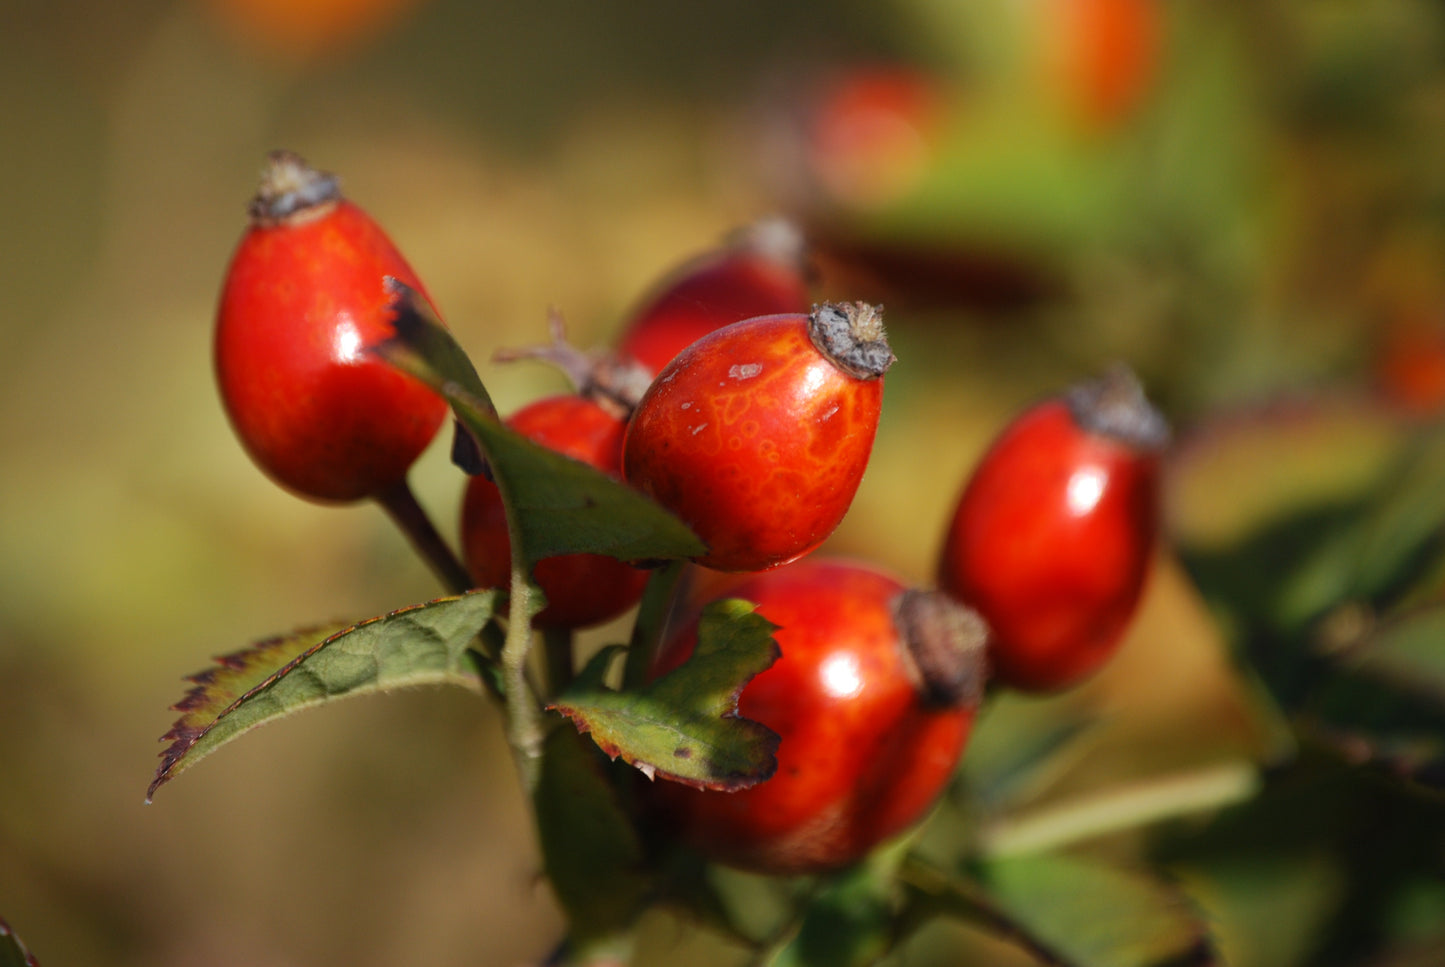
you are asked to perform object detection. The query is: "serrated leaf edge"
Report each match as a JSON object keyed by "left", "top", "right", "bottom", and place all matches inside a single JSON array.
[
  {"left": 547, "top": 608, "right": 783, "bottom": 792},
  {"left": 148, "top": 591, "right": 492, "bottom": 802}
]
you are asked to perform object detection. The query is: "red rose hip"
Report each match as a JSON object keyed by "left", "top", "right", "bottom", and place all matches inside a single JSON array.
[
  {"left": 622, "top": 301, "right": 893, "bottom": 573},
  {"left": 937, "top": 365, "right": 1168, "bottom": 691},
  {"left": 615, "top": 217, "right": 813, "bottom": 377},
  {"left": 215, "top": 150, "right": 448, "bottom": 503},
  {"left": 646, "top": 557, "right": 987, "bottom": 876},
  {"left": 461, "top": 394, "right": 649, "bottom": 629}
]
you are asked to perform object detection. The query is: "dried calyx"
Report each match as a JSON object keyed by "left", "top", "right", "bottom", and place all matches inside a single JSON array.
[
  {"left": 492, "top": 309, "right": 653, "bottom": 419},
  {"left": 1066, "top": 363, "right": 1170, "bottom": 451},
  {"left": 807, "top": 301, "right": 896, "bottom": 380},
  {"left": 892, "top": 589, "right": 989, "bottom": 708},
  {"left": 725, "top": 215, "right": 816, "bottom": 283},
  {"left": 248, "top": 150, "right": 342, "bottom": 226}
]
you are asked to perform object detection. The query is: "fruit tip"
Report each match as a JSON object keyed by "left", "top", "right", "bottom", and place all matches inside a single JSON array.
[
  {"left": 893, "top": 588, "right": 989, "bottom": 709},
  {"left": 808, "top": 301, "right": 894, "bottom": 379},
  {"left": 247, "top": 150, "right": 342, "bottom": 226},
  {"left": 1066, "top": 363, "right": 1170, "bottom": 451}
]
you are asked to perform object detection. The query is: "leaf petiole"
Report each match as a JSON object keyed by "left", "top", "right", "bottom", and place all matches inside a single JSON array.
[{"left": 622, "top": 559, "right": 687, "bottom": 690}]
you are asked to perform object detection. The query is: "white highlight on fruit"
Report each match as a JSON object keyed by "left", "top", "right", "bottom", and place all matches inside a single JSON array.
[
  {"left": 820, "top": 652, "right": 863, "bottom": 699},
  {"left": 334, "top": 322, "right": 363, "bottom": 362},
  {"left": 1066, "top": 466, "right": 1106, "bottom": 517}
]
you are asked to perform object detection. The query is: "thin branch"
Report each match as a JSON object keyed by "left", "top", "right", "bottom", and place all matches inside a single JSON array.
[
  {"left": 504, "top": 570, "right": 546, "bottom": 792},
  {"left": 898, "top": 854, "right": 1074, "bottom": 967},
  {"left": 374, "top": 478, "right": 473, "bottom": 595},
  {"left": 622, "top": 560, "right": 686, "bottom": 690},
  {"left": 976, "top": 760, "right": 1261, "bottom": 858},
  {"left": 544, "top": 626, "right": 576, "bottom": 695}
]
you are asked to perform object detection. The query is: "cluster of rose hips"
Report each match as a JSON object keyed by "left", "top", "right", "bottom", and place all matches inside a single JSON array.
[{"left": 215, "top": 151, "right": 1167, "bottom": 879}]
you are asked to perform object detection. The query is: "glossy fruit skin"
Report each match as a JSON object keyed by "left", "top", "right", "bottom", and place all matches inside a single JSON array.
[
  {"left": 622, "top": 305, "right": 890, "bottom": 573},
  {"left": 461, "top": 395, "right": 649, "bottom": 629},
  {"left": 616, "top": 220, "right": 812, "bottom": 377},
  {"left": 216, "top": 159, "right": 448, "bottom": 504},
  {"left": 937, "top": 378, "right": 1165, "bottom": 691},
  {"left": 647, "top": 558, "right": 977, "bottom": 875}
]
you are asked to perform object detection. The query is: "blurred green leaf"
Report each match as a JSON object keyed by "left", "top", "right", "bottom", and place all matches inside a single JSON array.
[
  {"left": 1302, "top": 605, "right": 1445, "bottom": 792},
  {"left": 373, "top": 284, "right": 707, "bottom": 568},
  {"left": 1347, "top": 428, "right": 1445, "bottom": 606},
  {"left": 1349, "top": 604, "right": 1445, "bottom": 706},
  {"left": 148, "top": 591, "right": 498, "bottom": 801},
  {"left": 0, "top": 917, "right": 37, "bottom": 967},
  {"left": 550, "top": 599, "right": 781, "bottom": 790},
  {"left": 1169, "top": 396, "right": 1407, "bottom": 557},
  {"left": 534, "top": 725, "right": 652, "bottom": 942},
  {"left": 765, "top": 864, "right": 898, "bottom": 967},
  {"left": 1274, "top": 428, "right": 1445, "bottom": 628},
  {"left": 978, "top": 853, "right": 1216, "bottom": 967},
  {"left": 1176, "top": 852, "right": 1344, "bottom": 967},
  {"left": 957, "top": 691, "right": 1100, "bottom": 813}
]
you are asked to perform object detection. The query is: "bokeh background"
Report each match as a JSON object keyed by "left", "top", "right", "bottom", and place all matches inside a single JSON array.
[{"left": 2, "top": 0, "right": 1444, "bottom": 964}]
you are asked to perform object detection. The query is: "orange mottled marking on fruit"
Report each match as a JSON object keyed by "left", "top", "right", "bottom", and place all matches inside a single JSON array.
[
  {"left": 623, "top": 314, "right": 884, "bottom": 572},
  {"left": 645, "top": 559, "right": 976, "bottom": 875}
]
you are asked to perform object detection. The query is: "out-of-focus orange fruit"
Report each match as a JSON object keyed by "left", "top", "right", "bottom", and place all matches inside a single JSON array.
[
  {"left": 1376, "top": 314, "right": 1445, "bottom": 418},
  {"left": 204, "top": 0, "right": 430, "bottom": 62},
  {"left": 1041, "top": 0, "right": 1163, "bottom": 130},
  {"left": 806, "top": 66, "right": 949, "bottom": 208}
]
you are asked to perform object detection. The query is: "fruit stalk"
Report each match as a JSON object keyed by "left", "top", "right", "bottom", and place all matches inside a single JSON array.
[{"left": 374, "top": 479, "right": 473, "bottom": 595}]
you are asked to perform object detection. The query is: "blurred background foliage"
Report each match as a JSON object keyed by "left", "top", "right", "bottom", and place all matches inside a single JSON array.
[{"left": 1, "top": 0, "right": 1444, "bottom": 963}]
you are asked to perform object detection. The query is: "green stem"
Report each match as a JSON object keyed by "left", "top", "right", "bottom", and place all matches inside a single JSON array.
[
  {"left": 975, "top": 760, "right": 1260, "bottom": 858},
  {"left": 374, "top": 478, "right": 473, "bottom": 595},
  {"left": 622, "top": 560, "right": 686, "bottom": 690},
  {"left": 543, "top": 626, "right": 575, "bottom": 695},
  {"left": 897, "top": 855, "right": 1074, "bottom": 967},
  {"left": 504, "top": 570, "right": 546, "bottom": 792}
]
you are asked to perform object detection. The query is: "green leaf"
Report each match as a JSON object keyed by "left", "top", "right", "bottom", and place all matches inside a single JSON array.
[
  {"left": 550, "top": 599, "right": 781, "bottom": 790},
  {"left": 1302, "top": 604, "right": 1445, "bottom": 791},
  {"left": 958, "top": 691, "right": 1101, "bottom": 813},
  {"left": 1169, "top": 395, "right": 1406, "bottom": 557},
  {"left": 533, "top": 725, "right": 653, "bottom": 941},
  {"left": 373, "top": 284, "right": 707, "bottom": 568},
  {"left": 0, "top": 917, "right": 38, "bottom": 967},
  {"left": 766, "top": 863, "right": 899, "bottom": 967},
  {"left": 1345, "top": 428, "right": 1445, "bottom": 608},
  {"left": 977, "top": 853, "right": 1217, "bottom": 967},
  {"left": 148, "top": 591, "right": 499, "bottom": 802},
  {"left": 1173, "top": 853, "right": 1344, "bottom": 967},
  {"left": 1350, "top": 605, "right": 1445, "bottom": 706}
]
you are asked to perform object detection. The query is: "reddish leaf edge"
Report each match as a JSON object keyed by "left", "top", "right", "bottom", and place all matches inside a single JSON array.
[
  {"left": 0, "top": 915, "right": 40, "bottom": 966},
  {"left": 147, "top": 591, "right": 492, "bottom": 803}
]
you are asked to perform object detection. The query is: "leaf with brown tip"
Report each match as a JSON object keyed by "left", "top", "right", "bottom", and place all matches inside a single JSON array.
[{"left": 148, "top": 590, "right": 498, "bottom": 802}]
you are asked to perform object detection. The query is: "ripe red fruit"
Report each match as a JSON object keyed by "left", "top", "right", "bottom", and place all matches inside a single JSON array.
[
  {"left": 937, "top": 366, "right": 1168, "bottom": 692},
  {"left": 215, "top": 150, "right": 448, "bottom": 503},
  {"left": 461, "top": 394, "right": 650, "bottom": 629},
  {"left": 622, "top": 302, "right": 894, "bottom": 573},
  {"left": 646, "top": 558, "right": 987, "bottom": 876},
  {"left": 615, "top": 218, "right": 813, "bottom": 377}
]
